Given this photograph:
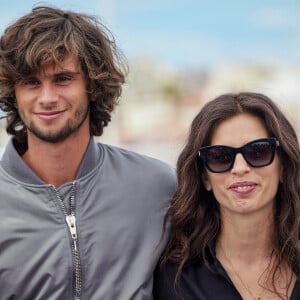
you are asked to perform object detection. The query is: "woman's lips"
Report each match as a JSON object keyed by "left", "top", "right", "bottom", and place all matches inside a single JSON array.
[{"left": 229, "top": 181, "right": 257, "bottom": 194}]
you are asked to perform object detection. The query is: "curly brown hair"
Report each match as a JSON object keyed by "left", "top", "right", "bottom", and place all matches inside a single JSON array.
[
  {"left": 161, "top": 92, "right": 300, "bottom": 298},
  {"left": 0, "top": 6, "right": 127, "bottom": 142}
]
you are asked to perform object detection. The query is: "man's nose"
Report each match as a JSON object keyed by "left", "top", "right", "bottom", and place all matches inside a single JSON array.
[{"left": 38, "top": 83, "right": 59, "bottom": 105}]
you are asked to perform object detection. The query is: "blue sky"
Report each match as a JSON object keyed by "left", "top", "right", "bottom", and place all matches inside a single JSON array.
[{"left": 0, "top": 0, "right": 299, "bottom": 70}]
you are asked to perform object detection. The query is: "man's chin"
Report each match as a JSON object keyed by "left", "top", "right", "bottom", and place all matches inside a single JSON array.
[{"left": 27, "top": 128, "right": 74, "bottom": 144}]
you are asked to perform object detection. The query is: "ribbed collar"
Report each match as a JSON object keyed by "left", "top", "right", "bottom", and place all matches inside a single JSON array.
[{"left": 0, "top": 137, "right": 102, "bottom": 185}]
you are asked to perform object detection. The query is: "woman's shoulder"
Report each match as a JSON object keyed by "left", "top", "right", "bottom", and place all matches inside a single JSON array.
[
  {"left": 155, "top": 261, "right": 177, "bottom": 279},
  {"left": 153, "top": 262, "right": 180, "bottom": 299},
  {"left": 153, "top": 259, "right": 208, "bottom": 300}
]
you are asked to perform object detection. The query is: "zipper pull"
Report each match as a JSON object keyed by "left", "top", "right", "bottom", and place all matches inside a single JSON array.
[{"left": 66, "top": 215, "right": 78, "bottom": 251}]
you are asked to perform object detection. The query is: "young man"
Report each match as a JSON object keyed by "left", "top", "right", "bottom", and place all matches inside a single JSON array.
[{"left": 0, "top": 6, "right": 176, "bottom": 300}]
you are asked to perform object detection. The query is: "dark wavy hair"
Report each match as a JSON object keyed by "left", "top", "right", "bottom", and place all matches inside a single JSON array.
[
  {"left": 0, "top": 6, "right": 127, "bottom": 142},
  {"left": 161, "top": 92, "right": 300, "bottom": 298}
]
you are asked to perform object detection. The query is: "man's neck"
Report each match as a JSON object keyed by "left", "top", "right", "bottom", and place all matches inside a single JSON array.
[{"left": 22, "top": 134, "right": 90, "bottom": 188}]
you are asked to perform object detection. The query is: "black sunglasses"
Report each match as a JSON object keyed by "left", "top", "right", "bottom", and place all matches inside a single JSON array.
[{"left": 198, "top": 138, "right": 280, "bottom": 173}]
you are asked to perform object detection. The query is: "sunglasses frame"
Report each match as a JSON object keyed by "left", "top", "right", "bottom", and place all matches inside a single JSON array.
[{"left": 198, "top": 137, "right": 280, "bottom": 173}]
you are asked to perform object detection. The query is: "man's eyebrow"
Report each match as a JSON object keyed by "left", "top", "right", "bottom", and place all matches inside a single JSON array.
[
  {"left": 54, "top": 70, "right": 81, "bottom": 75},
  {"left": 42, "top": 70, "right": 82, "bottom": 79}
]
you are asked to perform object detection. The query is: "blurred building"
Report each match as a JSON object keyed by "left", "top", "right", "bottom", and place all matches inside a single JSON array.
[{"left": 1, "top": 61, "right": 300, "bottom": 165}]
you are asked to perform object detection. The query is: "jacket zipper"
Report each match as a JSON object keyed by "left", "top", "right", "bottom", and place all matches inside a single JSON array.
[{"left": 51, "top": 181, "right": 82, "bottom": 300}]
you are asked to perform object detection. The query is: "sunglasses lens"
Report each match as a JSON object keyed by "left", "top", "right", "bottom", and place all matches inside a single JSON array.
[
  {"left": 205, "top": 147, "right": 234, "bottom": 172},
  {"left": 243, "top": 140, "right": 274, "bottom": 167},
  {"left": 201, "top": 138, "right": 277, "bottom": 173}
]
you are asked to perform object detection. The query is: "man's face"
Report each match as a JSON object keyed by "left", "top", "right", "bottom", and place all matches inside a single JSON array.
[{"left": 15, "top": 56, "right": 90, "bottom": 144}]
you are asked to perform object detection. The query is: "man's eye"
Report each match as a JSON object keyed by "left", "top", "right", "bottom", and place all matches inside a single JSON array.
[
  {"left": 22, "top": 78, "right": 39, "bottom": 86},
  {"left": 55, "top": 75, "right": 73, "bottom": 84}
]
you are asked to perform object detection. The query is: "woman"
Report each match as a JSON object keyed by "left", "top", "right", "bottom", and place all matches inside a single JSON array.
[{"left": 153, "top": 92, "right": 300, "bottom": 299}]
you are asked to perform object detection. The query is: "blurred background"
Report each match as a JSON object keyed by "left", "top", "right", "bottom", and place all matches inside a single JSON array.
[{"left": 0, "top": 0, "right": 299, "bottom": 166}]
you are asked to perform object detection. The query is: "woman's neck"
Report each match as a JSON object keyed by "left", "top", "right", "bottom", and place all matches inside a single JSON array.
[
  {"left": 218, "top": 210, "right": 274, "bottom": 261},
  {"left": 216, "top": 212, "right": 295, "bottom": 300}
]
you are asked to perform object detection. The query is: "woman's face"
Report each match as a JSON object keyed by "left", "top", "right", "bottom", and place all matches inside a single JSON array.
[{"left": 204, "top": 113, "right": 281, "bottom": 218}]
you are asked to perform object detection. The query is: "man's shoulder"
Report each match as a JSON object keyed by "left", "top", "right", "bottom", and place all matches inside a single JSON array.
[
  {"left": 99, "top": 142, "right": 174, "bottom": 168},
  {"left": 97, "top": 142, "right": 176, "bottom": 182}
]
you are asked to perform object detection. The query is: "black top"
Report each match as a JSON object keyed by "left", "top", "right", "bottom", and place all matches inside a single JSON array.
[{"left": 153, "top": 241, "right": 300, "bottom": 300}]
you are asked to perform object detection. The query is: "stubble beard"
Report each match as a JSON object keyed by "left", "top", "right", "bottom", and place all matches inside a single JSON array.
[{"left": 24, "top": 105, "right": 90, "bottom": 144}]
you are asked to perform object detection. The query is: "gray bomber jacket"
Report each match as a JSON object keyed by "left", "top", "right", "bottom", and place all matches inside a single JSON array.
[{"left": 0, "top": 138, "right": 176, "bottom": 300}]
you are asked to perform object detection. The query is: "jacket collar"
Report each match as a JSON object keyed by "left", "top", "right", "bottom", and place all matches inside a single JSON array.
[{"left": 0, "top": 137, "right": 102, "bottom": 185}]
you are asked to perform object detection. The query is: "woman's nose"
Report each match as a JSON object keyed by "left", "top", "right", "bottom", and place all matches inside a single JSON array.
[{"left": 230, "top": 153, "right": 251, "bottom": 175}]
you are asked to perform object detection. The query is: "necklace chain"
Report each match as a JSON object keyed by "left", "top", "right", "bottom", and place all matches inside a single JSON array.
[{"left": 219, "top": 243, "right": 273, "bottom": 300}]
